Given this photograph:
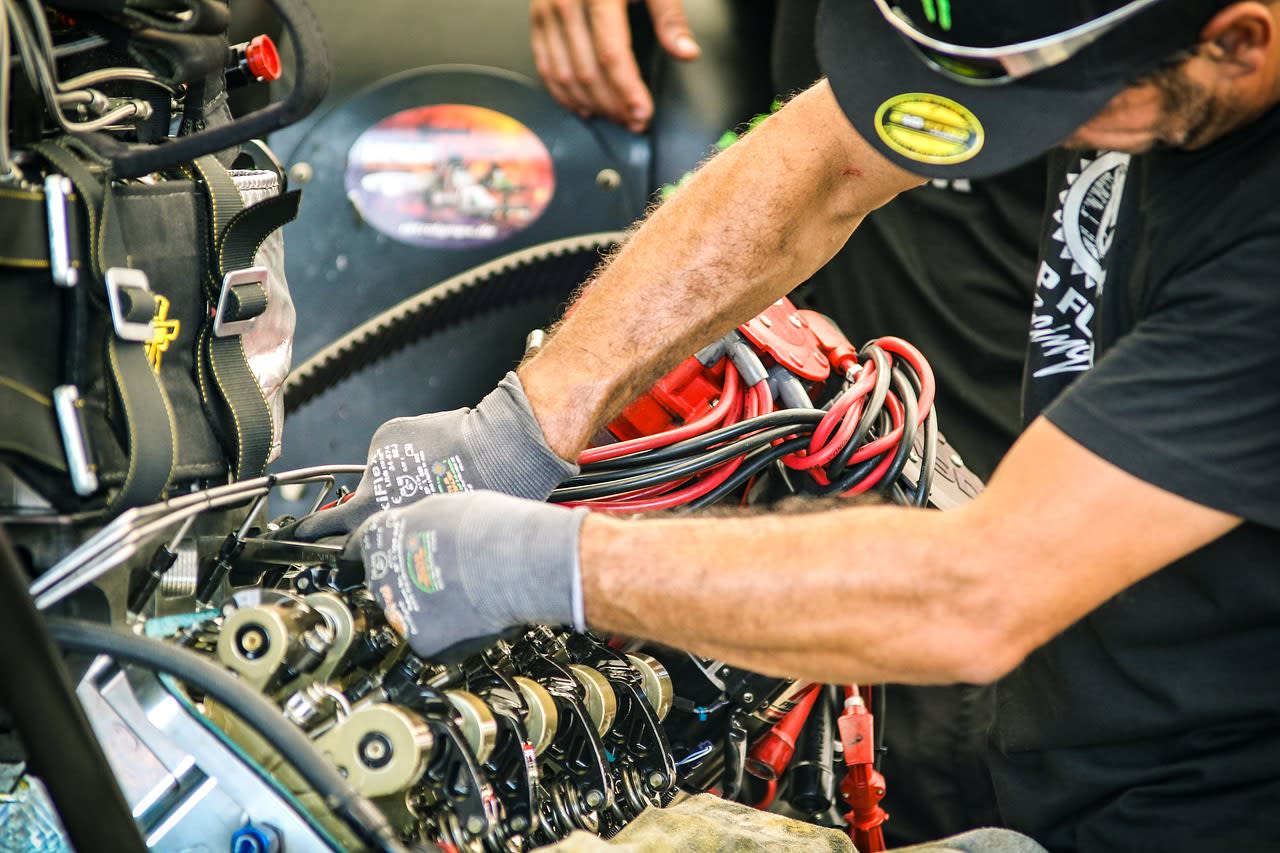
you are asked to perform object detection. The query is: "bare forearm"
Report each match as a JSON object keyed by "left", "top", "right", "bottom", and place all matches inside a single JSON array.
[
  {"left": 578, "top": 505, "right": 1002, "bottom": 686},
  {"left": 519, "top": 80, "right": 924, "bottom": 459},
  {"left": 577, "top": 418, "right": 1244, "bottom": 686}
]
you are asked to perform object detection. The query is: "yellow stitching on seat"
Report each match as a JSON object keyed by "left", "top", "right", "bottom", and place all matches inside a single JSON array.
[{"left": 0, "top": 376, "right": 53, "bottom": 407}]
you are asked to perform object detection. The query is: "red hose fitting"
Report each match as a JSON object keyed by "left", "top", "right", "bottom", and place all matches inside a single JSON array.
[
  {"left": 227, "top": 35, "right": 282, "bottom": 89},
  {"left": 838, "top": 690, "right": 889, "bottom": 853},
  {"left": 744, "top": 684, "right": 820, "bottom": 781}
]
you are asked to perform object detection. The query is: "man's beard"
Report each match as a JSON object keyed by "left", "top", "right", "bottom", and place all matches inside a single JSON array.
[{"left": 1149, "top": 66, "right": 1217, "bottom": 150}]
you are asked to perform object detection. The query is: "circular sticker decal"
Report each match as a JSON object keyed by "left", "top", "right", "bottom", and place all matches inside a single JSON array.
[
  {"left": 345, "top": 104, "right": 555, "bottom": 250},
  {"left": 873, "top": 93, "right": 984, "bottom": 166}
]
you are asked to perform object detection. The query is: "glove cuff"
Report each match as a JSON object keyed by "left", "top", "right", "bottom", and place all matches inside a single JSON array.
[{"left": 466, "top": 372, "right": 578, "bottom": 500}]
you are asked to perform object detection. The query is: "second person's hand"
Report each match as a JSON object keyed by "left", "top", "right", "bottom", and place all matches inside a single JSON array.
[{"left": 530, "top": 0, "right": 701, "bottom": 132}]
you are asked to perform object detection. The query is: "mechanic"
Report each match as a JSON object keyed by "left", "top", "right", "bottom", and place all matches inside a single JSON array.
[
  {"left": 528, "top": 0, "right": 1050, "bottom": 842},
  {"left": 299, "top": 1, "right": 1280, "bottom": 850}
]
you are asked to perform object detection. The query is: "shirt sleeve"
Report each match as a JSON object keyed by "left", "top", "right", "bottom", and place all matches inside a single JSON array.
[{"left": 1044, "top": 228, "right": 1280, "bottom": 530}]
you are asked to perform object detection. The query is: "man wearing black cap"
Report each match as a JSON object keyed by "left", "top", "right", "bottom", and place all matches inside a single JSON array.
[{"left": 302, "top": 1, "right": 1280, "bottom": 849}]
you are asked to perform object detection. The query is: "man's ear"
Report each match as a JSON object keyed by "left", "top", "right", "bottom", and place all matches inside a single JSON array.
[{"left": 1198, "top": 1, "right": 1276, "bottom": 78}]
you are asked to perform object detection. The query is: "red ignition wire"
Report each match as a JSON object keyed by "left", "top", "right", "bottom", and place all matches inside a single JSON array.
[
  {"left": 842, "top": 394, "right": 905, "bottom": 496},
  {"left": 785, "top": 369, "right": 877, "bottom": 472},
  {"left": 843, "top": 391, "right": 906, "bottom": 469},
  {"left": 578, "top": 361, "right": 743, "bottom": 465},
  {"left": 805, "top": 365, "right": 877, "bottom": 454},
  {"left": 752, "top": 778, "right": 779, "bottom": 811},
  {"left": 752, "top": 376, "right": 774, "bottom": 416},
  {"left": 875, "top": 336, "right": 935, "bottom": 424},
  {"left": 568, "top": 379, "right": 762, "bottom": 512}
]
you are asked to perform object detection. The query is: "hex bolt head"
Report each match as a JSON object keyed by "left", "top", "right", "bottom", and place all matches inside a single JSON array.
[{"left": 289, "top": 161, "right": 314, "bottom": 186}]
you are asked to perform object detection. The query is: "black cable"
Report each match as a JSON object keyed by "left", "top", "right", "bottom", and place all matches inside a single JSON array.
[
  {"left": 570, "top": 421, "right": 812, "bottom": 489},
  {"left": 818, "top": 439, "right": 892, "bottom": 496},
  {"left": 576, "top": 409, "right": 825, "bottom": 475},
  {"left": 908, "top": 406, "right": 939, "bottom": 508},
  {"left": 44, "top": 618, "right": 422, "bottom": 853},
  {"left": 870, "top": 367, "right": 920, "bottom": 498},
  {"left": 887, "top": 361, "right": 937, "bottom": 508},
  {"left": 827, "top": 345, "right": 892, "bottom": 479},
  {"left": 551, "top": 424, "right": 815, "bottom": 502},
  {"left": 684, "top": 435, "right": 812, "bottom": 510},
  {"left": 0, "top": 531, "right": 147, "bottom": 853}
]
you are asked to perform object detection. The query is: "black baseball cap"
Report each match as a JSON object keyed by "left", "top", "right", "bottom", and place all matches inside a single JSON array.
[{"left": 817, "top": 0, "right": 1231, "bottom": 178}]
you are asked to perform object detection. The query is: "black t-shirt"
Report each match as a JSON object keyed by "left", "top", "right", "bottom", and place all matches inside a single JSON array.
[
  {"left": 774, "top": 0, "right": 1045, "bottom": 481},
  {"left": 990, "top": 106, "right": 1280, "bottom": 853}
]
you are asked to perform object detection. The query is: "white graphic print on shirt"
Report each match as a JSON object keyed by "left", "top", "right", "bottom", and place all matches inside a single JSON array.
[{"left": 1028, "top": 152, "right": 1130, "bottom": 381}]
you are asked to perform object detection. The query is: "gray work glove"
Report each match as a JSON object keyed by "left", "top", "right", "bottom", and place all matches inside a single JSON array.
[
  {"left": 349, "top": 491, "right": 589, "bottom": 662},
  {"left": 295, "top": 372, "right": 577, "bottom": 539}
]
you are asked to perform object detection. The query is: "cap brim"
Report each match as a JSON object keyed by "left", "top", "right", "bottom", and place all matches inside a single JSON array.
[{"left": 817, "top": 0, "right": 1126, "bottom": 179}]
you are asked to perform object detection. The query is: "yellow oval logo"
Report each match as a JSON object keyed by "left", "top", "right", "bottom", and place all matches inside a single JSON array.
[{"left": 874, "top": 93, "right": 984, "bottom": 165}]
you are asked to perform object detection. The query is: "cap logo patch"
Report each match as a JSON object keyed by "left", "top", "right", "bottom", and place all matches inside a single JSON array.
[{"left": 874, "top": 93, "right": 984, "bottom": 165}]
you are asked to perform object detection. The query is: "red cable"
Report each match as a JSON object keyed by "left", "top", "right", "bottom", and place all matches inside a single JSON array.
[
  {"left": 569, "top": 379, "right": 760, "bottom": 512},
  {"left": 874, "top": 336, "right": 935, "bottom": 425},
  {"left": 805, "top": 363, "right": 877, "bottom": 456},
  {"left": 752, "top": 778, "right": 779, "bottom": 810},
  {"left": 569, "top": 336, "right": 934, "bottom": 510},
  {"left": 841, "top": 395, "right": 904, "bottom": 496},
  {"left": 753, "top": 377, "right": 774, "bottom": 416},
  {"left": 578, "top": 361, "right": 742, "bottom": 465}
]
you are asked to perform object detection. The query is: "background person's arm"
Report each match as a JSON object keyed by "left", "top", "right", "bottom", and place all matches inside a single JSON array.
[
  {"left": 580, "top": 416, "right": 1242, "bottom": 685},
  {"left": 530, "top": 0, "right": 701, "bottom": 131},
  {"left": 519, "top": 79, "right": 925, "bottom": 460}
]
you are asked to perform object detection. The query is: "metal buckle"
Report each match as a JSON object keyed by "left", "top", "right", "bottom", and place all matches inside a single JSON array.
[
  {"left": 52, "top": 385, "right": 99, "bottom": 497},
  {"left": 104, "top": 267, "right": 155, "bottom": 342},
  {"left": 44, "top": 175, "right": 79, "bottom": 288},
  {"left": 213, "top": 266, "right": 269, "bottom": 338}
]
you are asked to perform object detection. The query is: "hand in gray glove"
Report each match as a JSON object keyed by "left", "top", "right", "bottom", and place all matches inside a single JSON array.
[
  {"left": 295, "top": 372, "right": 577, "bottom": 539},
  {"left": 349, "top": 491, "right": 589, "bottom": 662}
]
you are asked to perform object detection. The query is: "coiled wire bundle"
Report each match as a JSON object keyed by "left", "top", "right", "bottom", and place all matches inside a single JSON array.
[{"left": 549, "top": 328, "right": 938, "bottom": 513}]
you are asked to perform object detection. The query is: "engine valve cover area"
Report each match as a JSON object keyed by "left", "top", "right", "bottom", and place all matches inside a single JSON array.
[
  {"left": 90, "top": 555, "right": 782, "bottom": 852},
  {"left": 72, "top": 553, "right": 806, "bottom": 853}
]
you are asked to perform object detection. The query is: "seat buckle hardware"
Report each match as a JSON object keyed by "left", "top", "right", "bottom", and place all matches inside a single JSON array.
[
  {"left": 44, "top": 174, "right": 78, "bottom": 288},
  {"left": 104, "top": 267, "right": 155, "bottom": 342},
  {"left": 213, "top": 266, "right": 269, "bottom": 338},
  {"left": 52, "top": 384, "right": 99, "bottom": 497}
]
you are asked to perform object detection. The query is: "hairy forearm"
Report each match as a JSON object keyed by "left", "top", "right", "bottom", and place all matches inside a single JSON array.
[
  {"left": 576, "top": 418, "right": 1244, "bottom": 686},
  {"left": 579, "top": 503, "right": 1008, "bottom": 686},
  {"left": 519, "top": 81, "right": 924, "bottom": 459}
]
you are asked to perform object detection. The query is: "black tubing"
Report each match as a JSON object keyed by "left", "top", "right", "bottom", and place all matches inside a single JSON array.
[
  {"left": 551, "top": 424, "right": 812, "bottom": 501},
  {"left": 44, "top": 617, "right": 421, "bottom": 853},
  {"left": 576, "top": 409, "right": 825, "bottom": 474},
  {"left": 827, "top": 345, "right": 892, "bottom": 479},
  {"left": 77, "top": 0, "right": 330, "bottom": 177},
  {"left": 786, "top": 686, "right": 836, "bottom": 815},
  {"left": 684, "top": 435, "right": 812, "bottom": 511},
  {"left": 0, "top": 530, "right": 147, "bottom": 853}
]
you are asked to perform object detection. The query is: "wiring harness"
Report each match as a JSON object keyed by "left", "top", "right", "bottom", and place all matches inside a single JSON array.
[{"left": 549, "top": 297, "right": 938, "bottom": 513}]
